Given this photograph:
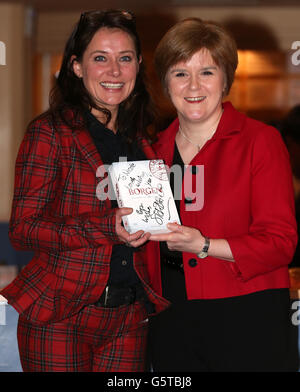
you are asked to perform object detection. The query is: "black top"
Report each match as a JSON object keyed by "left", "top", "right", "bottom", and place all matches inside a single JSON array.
[
  {"left": 85, "top": 111, "right": 146, "bottom": 287},
  {"left": 160, "top": 142, "right": 187, "bottom": 302},
  {"left": 160, "top": 142, "right": 184, "bottom": 260}
]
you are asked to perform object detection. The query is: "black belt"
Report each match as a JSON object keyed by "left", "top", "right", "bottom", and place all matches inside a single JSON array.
[
  {"left": 163, "top": 257, "right": 184, "bottom": 273},
  {"left": 94, "top": 283, "right": 146, "bottom": 308}
]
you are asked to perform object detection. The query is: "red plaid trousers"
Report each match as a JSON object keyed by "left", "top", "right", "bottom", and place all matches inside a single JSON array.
[{"left": 17, "top": 300, "right": 148, "bottom": 372}]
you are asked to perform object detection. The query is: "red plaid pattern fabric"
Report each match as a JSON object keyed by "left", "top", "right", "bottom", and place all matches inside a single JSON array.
[
  {"left": 17, "top": 301, "right": 149, "bottom": 372},
  {"left": 1, "top": 110, "right": 169, "bottom": 323}
]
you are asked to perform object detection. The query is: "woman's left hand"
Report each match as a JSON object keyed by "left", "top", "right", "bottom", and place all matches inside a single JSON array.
[
  {"left": 150, "top": 222, "right": 204, "bottom": 254},
  {"left": 115, "top": 207, "right": 151, "bottom": 248}
]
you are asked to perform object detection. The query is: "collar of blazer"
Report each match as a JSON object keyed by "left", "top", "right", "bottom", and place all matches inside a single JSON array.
[
  {"left": 64, "top": 108, "right": 156, "bottom": 174},
  {"left": 152, "top": 101, "right": 245, "bottom": 167}
]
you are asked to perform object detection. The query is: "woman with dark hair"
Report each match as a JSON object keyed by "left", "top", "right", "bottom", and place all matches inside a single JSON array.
[
  {"left": 0, "top": 9, "right": 168, "bottom": 372},
  {"left": 145, "top": 18, "right": 298, "bottom": 371},
  {"left": 52, "top": 9, "right": 152, "bottom": 142}
]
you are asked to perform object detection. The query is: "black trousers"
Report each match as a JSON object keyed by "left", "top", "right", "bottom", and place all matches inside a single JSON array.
[{"left": 148, "top": 288, "right": 299, "bottom": 372}]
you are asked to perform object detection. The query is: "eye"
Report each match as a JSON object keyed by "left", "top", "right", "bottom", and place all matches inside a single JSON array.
[
  {"left": 120, "top": 55, "right": 133, "bottom": 62},
  {"left": 94, "top": 55, "right": 106, "bottom": 62},
  {"left": 202, "top": 70, "right": 214, "bottom": 76},
  {"left": 174, "top": 72, "right": 187, "bottom": 77}
]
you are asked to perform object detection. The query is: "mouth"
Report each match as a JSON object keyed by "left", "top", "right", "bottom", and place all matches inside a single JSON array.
[
  {"left": 100, "top": 82, "right": 125, "bottom": 89},
  {"left": 184, "top": 96, "right": 206, "bottom": 103}
]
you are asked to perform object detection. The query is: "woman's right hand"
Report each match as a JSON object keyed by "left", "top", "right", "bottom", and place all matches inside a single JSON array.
[{"left": 115, "top": 207, "right": 151, "bottom": 248}]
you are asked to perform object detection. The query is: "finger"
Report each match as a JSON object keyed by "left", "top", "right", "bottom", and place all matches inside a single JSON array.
[
  {"left": 127, "top": 230, "right": 145, "bottom": 242},
  {"left": 116, "top": 224, "right": 137, "bottom": 242},
  {"left": 129, "top": 232, "right": 151, "bottom": 248},
  {"left": 120, "top": 229, "right": 145, "bottom": 244},
  {"left": 125, "top": 232, "right": 150, "bottom": 247},
  {"left": 166, "top": 241, "right": 176, "bottom": 251},
  {"left": 149, "top": 233, "right": 172, "bottom": 242},
  {"left": 167, "top": 222, "right": 183, "bottom": 232},
  {"left": 116, "top": 207, "right": 133, "bottom": 218}
]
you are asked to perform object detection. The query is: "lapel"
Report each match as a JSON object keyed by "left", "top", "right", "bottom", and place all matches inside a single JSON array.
[
  {"left": 72, "top": 127, "right": 104, "bottom": 173},
  {"left": 72, "top": 125, "right": 111, "bottom": 209},
  {"left": 66, "top": 109, "right": 104, "bottom": 172},
  {"left": 152, "top": 102, "right": 245, "bottom": 166},
  {"left": 70, "top": 108, "right": 157, "bottom": 172},
  {"left": 136, "top": 135, "right": 157, "bottom": 160},
  {"left": 73, "top": 132, "right": 157, "bottom": 172},
  {"left": 153, "top": 118, "right": 179, "bottom": 167}
]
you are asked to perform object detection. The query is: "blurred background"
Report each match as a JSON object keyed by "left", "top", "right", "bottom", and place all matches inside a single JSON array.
[{"left": 0, "top": 0, "right": 300, "bottom": 274}]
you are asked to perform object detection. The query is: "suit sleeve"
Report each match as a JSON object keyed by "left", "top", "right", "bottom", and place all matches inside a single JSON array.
[
  {"left": 227, "top": 126, "right": 298, "bottom": 281},
  {"left": 9, "top": 119, "right": 119, "bottom": 253}
]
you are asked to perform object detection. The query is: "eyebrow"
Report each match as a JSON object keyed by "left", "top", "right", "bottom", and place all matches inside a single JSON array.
[
  {"left": 170, "top": 66, "right": 218, "bottom": 73},
  {"left": 89, "top": 50, "right": 136, "bottom": 55}
]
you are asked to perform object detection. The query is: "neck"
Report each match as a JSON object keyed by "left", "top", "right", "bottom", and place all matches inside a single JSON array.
[
  {"left": 91, "top": 107, "right": 118, "bottom": 134},
  {"left": 178, "top": 107, "right": 223, "bottom": 143}
]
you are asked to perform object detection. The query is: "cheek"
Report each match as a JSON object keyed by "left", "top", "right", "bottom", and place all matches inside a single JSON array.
[
  {"left": 167, "top": 80, "right": 183, "bottom": 99},
  {"left": 128, "top": 74, "right": 137, "bottom": 86},
  {"left": 127, "top": 66, "right": 139, "bottom": 82},
  {"left": 204, "top": 79, "right": 223, "bottom": 96},
  {"left": 82, "top": 64, "right": 100, "bottom": 83},
  {"left": 125, "top": 69, "right": 138, "bottom": 92},
  {"left": 215, "top": 74, "right": 226, "bottom": 92}
]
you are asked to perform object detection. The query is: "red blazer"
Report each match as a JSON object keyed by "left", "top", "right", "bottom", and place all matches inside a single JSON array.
[
  {"left": 145, "top": 102, "right": 298, "bottom": 299},
  {"left": 1, "top": 111, "right": 169, "bottom": 323}
]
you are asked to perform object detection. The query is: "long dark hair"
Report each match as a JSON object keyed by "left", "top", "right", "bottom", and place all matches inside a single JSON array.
[{"left": 48, "top": 9, "right": 155, "bottom": 142}]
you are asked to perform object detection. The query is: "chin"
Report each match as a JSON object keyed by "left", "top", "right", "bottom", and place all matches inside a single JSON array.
[{"left": 186, "top": 114, "right": 205, "bottom": 122}]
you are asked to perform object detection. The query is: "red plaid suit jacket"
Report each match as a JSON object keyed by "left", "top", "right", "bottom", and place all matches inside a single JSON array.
[{"left": 1, "top": 110, "right": 169, "bottom": 324}]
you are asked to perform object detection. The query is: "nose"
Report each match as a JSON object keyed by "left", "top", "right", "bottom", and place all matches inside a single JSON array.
[
  {"left": 108, "top": 59, "right": 121, "bottom": 77},
  {"left": 189, "top": 74, "right": 201, "bottom": 90}
]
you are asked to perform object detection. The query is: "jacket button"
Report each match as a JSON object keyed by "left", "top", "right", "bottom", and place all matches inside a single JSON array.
[
  {"left": 184, "top": 197, "right": 194, "bottom": 204},
  {"left": 188, "top": 258, "right": 198, "bottom": 267}
]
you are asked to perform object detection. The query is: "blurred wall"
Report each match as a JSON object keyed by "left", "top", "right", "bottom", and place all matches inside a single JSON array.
[
  {"left": 175, "top": 6, "right": 300, "bottom": 51},
  {"left": 36, "top": 6, "right": 300, "bottom": 53},
  {"left": 0, "top": 3, "right": 33, "bottom": 266},
  {"left": 34, "top": 6, "right": 300, "bottom": 121},
  {"left": 0, "top": 3, "right": 32, "bottom": 223}
]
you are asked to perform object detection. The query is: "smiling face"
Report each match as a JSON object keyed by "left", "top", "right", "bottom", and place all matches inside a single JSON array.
[
  {"left": 73, "top": 27, "right": 140, "bottom": 120},
  {"left": 166, "top": 48, "right": 226, "bottom": 128}
]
